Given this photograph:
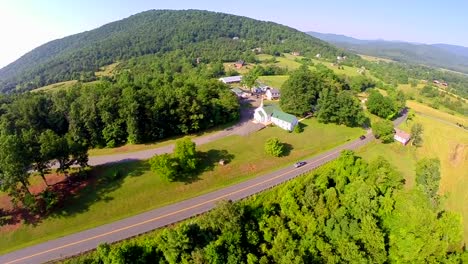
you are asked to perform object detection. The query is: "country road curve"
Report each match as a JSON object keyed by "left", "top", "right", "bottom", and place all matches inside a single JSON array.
[{"left": 0, "top": 113, "right": 407, "bottom": 264}]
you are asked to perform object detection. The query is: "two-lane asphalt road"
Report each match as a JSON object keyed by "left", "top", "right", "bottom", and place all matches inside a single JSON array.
[{"left": 0, "top": 114, "right": 406, "bottom": 264}]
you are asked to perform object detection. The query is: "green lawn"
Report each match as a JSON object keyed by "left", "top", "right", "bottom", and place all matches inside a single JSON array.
[
  {"left": 0, "top": 118, "right": 363, "bottom": 254},
  {"left": 258, "top": 75, "right": 289, "bottom": 88},
  {"left": 358, "top": 107, "right": 468, "bottom": 242}
]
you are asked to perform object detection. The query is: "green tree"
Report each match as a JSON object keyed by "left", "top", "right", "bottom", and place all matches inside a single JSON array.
[
  {"left": 280, "top": 65, "right": 328, "bottom": 116},
  {"left": 371, "top": 120, "right": 394, "bottom": 143},
  {"left": 348, "top": 75, "right": 375, "bottom": 92},
  {"left": 317, "top": 89, "right": 366, "bottom": 127},
  {"left": 173, "top": 137, "right": 198, "bottom": 173},
  {"left": 264, "top": 137, "right": 284, "bottom": 157},
  {"left": 149, "top": 154, "right": 178, "bottom": 181},
  {"left": 410, "top": 123, "right": 423, "bottom": 147},
  {"left": 366, "top": 91, "right": 397, "bottom": 119},
  {"left": 0, "top": 134, "right": 33, "bottom": 197},
  {"left": 406, "top": 109, "right": 416, "bottom": 124},
  {"left": 241, "top": 70, "right": 259, "bottom": 89},
  {"left": 415, "top": 158, "right": 441, "bottom": 205},
  {"left": 391, "top": 90, "right": 406, "bottom": 112},
  {"left": 35, "top": 130, "right": 60, "bottom": 186}
]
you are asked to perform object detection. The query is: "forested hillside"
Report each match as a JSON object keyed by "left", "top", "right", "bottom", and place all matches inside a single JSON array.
[
  {"left": 308, "top": 31, "right": 468, "bottom": 74},
  {"left": 0, "top": 10, "right": 343, "bottom": 93}
]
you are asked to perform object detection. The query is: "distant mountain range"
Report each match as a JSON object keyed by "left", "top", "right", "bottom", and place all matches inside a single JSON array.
[{"left": 308, "top": 31, "right": 468, "bottom": 74}]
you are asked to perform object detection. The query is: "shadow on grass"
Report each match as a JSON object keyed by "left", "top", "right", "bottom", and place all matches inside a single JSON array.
[
  {"left": 177, "top": 149, "right": 235, "bottom": 184},
  {"left": 297, "top": 122, "right": 308, "bottom": 131},
  {"left": 281, "top": 143, "right": 293, "bottom": 157},
  {"left": 2, "top": 149, "right": 235, "bottom": 226},
  {"left": 48, "top": 161, "right": 149, "bottom": 219}
]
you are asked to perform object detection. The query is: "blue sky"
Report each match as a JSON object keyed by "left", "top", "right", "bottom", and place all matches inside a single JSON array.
[{"left": 1, "top": 0, "right": 467, "bottom": 68}]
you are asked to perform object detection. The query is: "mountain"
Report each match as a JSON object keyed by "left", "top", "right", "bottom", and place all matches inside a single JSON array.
[
  {"left": 432, "top": 43, "right": 468, "bottom": 58},
  {"left": 308, "top": 31, "right": 468, "bottom": 74},
  {"left": 0, "top": 10, "right": 343, "bottom": 93}
]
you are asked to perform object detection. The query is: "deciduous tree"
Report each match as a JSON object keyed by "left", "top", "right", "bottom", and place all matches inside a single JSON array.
[
  {"left": 264, "top": 137, "right": 284, "bottom": 157},
  {"left": 366, "top": 91, "right": 397, "bottom": 119},
  {"left": 149, "top": 154, "right": 177, "bottom": 181},
  {"left": 415, "top": 158, "right": 441, "bottom": 205},
  {"left": 371, "top": 120, "right": 394, "bottom": 143},
  {"left": 410, "top": 123, "right": 423, "bottom": 147},
  {"left": 0, "top": 134, "right": 32, "bottom": 195},
  {"left": 173, "top": 137, "right": 198, "bottom": 173}
]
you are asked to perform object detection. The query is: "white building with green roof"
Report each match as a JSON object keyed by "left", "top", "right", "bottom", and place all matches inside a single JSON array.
[{"left": 253, "top": 100, "right": 298, "bottom": 131}]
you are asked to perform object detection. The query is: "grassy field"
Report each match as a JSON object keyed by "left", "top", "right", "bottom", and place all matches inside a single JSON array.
[
  {"left": 256, "top": 53, "right": 303, "bottom": 71},
  {"left": 0, "top": 118, "right": 363, "bottom": 254},
  {"left": 32, "top": 80, "right": 78, "bottom": 93},
  {"left": 258, "top": 75, "right": 289, "bottom": 88},
  {"left": 406, "top": 100, "right": 467, "bottom": 125},
  {"left": 358, "top": 105, "right": 468, "bottom": 242},
  {"left": 358, "top": 54, "right": 394, "bottom": 63},
  {"left": 95, "top": 62, "right": 120, "bottom": 77}
]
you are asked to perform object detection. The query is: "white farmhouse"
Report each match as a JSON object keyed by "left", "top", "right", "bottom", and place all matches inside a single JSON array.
[
  {"left": 265, "top": 88, "right": 280, "bottom": 100},
  {"left": 254, "top": 101, "right": 298, "bottom": 131}
]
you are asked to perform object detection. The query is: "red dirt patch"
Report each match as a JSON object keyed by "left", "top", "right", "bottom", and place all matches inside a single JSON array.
[{"left": 0, "top": 171, "right": 97, "bottom": 233}]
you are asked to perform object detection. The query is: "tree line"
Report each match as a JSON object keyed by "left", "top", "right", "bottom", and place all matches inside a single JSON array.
[
  {"left": 279, "top": 65, "right": 376, "bottom": 127},
  {"left": 0, "top": 60, "right": 239, "bottom": 213},
  {"left": 65, "top": 151, "right": 465, "bottom": 264}
]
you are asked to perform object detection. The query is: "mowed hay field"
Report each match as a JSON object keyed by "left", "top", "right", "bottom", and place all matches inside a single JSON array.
[
  {"left": 31, "top": 80, "right": 78, "bottom": 93},
  {"left": 406, "top": 100, "right": 467, "bottom": 125},
  {"left": 258, "top": 75, "right": 289, "bottom": 88},
  {"left": 358, "top": 105, "right": 468, "bottom": 242},
  {"left": 0, "top": 118, "right": 362, "bottom": 254}
]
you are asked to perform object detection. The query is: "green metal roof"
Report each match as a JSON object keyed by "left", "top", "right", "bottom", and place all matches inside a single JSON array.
[
  {"left": 263, "top": 105, "right": 276, "bottom": 115},
  {"left": 271, "top": 110, "right": 297, "bottom": 124},
  {"left": 231, "top": 87, "right": 243, "bottom": 94}
]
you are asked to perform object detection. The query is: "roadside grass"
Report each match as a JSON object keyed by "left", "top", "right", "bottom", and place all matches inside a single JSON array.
[
  {"left": 0, "top": 118, "right": 363, "bottom": 254},
  {"left": 358, "top": 107, "right": 468, "bottom": 242},
  {"left": 258, "top": 75, "right": 289, "bottom": 88},
  {"left": 88, "top": 121, "right": 237, "bottom": 156},
  {"left": 32, "top": 80, "right": 78, "bottom": 93}
]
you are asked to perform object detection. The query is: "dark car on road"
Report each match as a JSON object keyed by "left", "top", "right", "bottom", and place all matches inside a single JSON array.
[
  {"left": 359, "top": 135, "right": 366, "bottom": 140},
  {"left": 294, "top": 161, "right": 307, "bottom": 168}
]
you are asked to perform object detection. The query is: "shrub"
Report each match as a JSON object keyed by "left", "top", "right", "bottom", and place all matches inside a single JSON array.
[
  {"left": 264, "top": 137, "right": 285, "bottom": 157},
  {"left": 293, "top": 123, "right": 303, "bottom": 133}
]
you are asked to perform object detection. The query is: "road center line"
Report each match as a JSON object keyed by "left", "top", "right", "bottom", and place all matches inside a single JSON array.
[{"left": 7, "top": 147, "right": 343, "bottom": 264}]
